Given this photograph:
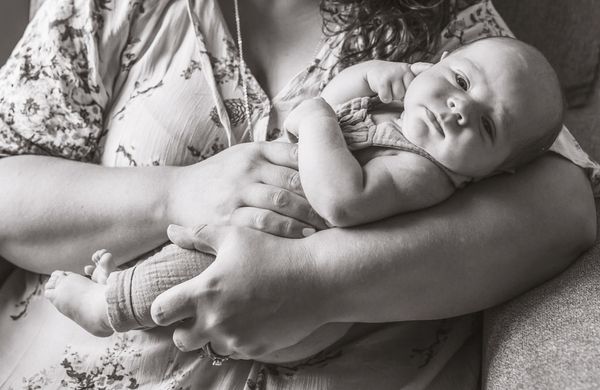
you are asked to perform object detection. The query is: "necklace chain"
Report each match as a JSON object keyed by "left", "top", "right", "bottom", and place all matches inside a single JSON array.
[
  {"left": 233, "top": 0, "right": 252, "bottom": 141},
  {"left": 233, "top": 0, "right": 325, "bottom": 140}
]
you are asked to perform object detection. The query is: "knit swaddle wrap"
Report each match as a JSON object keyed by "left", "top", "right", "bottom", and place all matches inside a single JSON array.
[{"left": 105, "top": 244, "right": 214, "bottom": 331}]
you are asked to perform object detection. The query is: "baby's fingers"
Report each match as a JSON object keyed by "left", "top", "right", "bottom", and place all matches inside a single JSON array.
[
  {"left": 400, "top": 71, "right": 416, "bottom": 95},
  {"left": 410, "top": 62, "right": 433, "bottom": 75},
  {"left": 390, "top": 78, "right": 408, "bottom": 102},
  {"left": 376, "top": 82, "right": 394, "bottom": 104}
]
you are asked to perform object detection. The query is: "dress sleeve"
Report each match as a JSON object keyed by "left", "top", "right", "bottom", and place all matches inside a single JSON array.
[
  {"left": 431, "top": 0, "right": 600, "bottom": 196},
  {"left": 0, "top": 0, "right": 134, "bottom": 162}
]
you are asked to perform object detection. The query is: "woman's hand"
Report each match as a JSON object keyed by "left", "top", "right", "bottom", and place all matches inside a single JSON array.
[
  {"left": 150, "top": 224, "right": 330, "bottom": 359},
  {"left": 167, "top": 141, "right": 326, "bottom": 238}
]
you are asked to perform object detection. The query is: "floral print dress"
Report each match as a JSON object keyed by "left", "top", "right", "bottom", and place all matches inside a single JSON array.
[{"left": 0, "top": 0, "right": 598, "bottom": 389}]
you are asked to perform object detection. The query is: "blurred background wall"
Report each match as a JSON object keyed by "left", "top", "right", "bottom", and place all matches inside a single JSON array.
[{"left": 0, "top": 1, "right": 30, "bottom": 65}]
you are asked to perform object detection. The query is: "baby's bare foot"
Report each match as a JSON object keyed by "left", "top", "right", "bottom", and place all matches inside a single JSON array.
[
  {"left": 45, "top": 271, "right": 113, "bottom": 337},
  {"left": 84, "top": 249, "right": 117, "bottom": 284}
]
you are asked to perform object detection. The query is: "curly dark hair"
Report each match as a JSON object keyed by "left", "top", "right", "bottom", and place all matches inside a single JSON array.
[{"left": 320, "top": 0, "right": 454, "bottom": 67}]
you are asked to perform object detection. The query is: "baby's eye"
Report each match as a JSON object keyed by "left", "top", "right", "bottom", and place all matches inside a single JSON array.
[{"left": 455, "top": 73, "right": 469, "bottom": 91}]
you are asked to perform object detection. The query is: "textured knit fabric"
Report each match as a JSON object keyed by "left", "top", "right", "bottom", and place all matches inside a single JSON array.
[
  {"left": 0, "top": 0, "right": 598, "bottom": 389},
  {"left": 106, "top": 245, "right": 214, "bottom": 332}
]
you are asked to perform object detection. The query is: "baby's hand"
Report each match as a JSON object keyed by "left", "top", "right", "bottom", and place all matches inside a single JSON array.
[
  {"left": 283, "top": 97, "right": 335, "bottom": 137},
  {"left": 365, "top": 60, "right": 432, "bottom": 104}
]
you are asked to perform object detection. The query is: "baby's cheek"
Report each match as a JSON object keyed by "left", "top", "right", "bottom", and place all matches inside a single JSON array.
[{"left": 431, "top": 144, "right": 467, "bottom": 172}]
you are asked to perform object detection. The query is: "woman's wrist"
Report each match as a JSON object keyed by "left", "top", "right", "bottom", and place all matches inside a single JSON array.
[{"left": 163, "top": 165, "right": 188, "bottom": 227}]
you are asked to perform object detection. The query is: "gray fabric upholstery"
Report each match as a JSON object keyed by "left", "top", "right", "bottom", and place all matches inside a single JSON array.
[
  {"left": 483, "top": 1, "right": 600, "bottom": 388},
  {"left": 494, "top": 0, "right": 600, "bottom": 108},
  {"left": 483, "top": 199, "right": 600, "bottom": 389}
]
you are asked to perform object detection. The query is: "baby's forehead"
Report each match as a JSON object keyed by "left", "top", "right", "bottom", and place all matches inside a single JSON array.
[
  {"left": 449, "top": 39, "right": 537, "bottom": 71},
  {"left": 450, "top": 41, "right": 547, "bottom": 92},
  {"left": 452, "top": 37, "right": 527, "bottom": 57}
]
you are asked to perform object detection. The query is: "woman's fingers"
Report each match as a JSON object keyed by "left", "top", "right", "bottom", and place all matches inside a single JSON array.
[
  {"left": 230, "top": 207, "right": 316, "bottom": 238},
  {"left": 256, "top": 142, "right": 299, "bottom": 169},
  {"left": 410, "top": 62, "right": 433, "bottom": 75},
  {"left": 167, "top": 224, "right": 229, "bottom": 255},
  {"left": 171, "top": 317, "right": 207, "bottom": 352},
  {"left": 151, "top": 278, "right": 200, "bottom": 326},
  {"left": 259, "top": 165, "right": 304, "bottom": 196},
  {"left": 168, "top": 224, "right": 212, "bottom": 254},
  {"left": 241, "top": 183, "right": 324, "bottom": 229},
  {"left": 172, "top": 320, "right": 235, "bottom": 358}
]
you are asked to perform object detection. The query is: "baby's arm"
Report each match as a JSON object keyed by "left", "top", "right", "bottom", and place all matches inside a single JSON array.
[
  {"left": 321, "top": 60, "right": 430, "bottom": 106},
  {"left": 285, "top": 98, "right": 455, "bottom": 227}
]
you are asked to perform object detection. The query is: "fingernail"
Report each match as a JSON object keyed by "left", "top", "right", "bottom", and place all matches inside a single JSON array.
[
  {"left": 174, "top": 337, "right": 187, "bottom": 352},
  {"left": 167, "top": 224, "right": 184, "bottom": 236},
  {"left": 302, "top": 228, "right": 316, "bottom": 237}
]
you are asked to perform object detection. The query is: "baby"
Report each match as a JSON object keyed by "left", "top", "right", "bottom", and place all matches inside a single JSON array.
[{"left": 45, "top": 37, "right": 564, "bottom": 363}]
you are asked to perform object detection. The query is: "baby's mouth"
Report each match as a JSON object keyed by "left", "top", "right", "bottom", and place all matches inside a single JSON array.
[{"left": 424, "top": 107, "right": 445, "bottom": 137}]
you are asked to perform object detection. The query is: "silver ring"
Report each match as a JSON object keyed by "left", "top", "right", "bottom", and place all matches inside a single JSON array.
[{"left": 202, "top": 342, "right": 231, "bottom": 366}]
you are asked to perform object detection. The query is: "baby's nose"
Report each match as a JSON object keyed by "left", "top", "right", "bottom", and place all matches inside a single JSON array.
[{"left": 446, "top": 97, "right": 473, "bottom": 126}]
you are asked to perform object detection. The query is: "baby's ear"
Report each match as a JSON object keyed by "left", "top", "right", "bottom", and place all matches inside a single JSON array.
[{"left": 410, "top": 62, "right": 433, "bottom": 75}]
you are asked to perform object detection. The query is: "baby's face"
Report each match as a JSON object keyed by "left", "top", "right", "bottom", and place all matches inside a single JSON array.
[{"left": 401, "top": 39, "right": 554, "bottom": 177}]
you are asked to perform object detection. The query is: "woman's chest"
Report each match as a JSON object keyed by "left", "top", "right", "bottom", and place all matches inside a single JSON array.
[{"left": 99, "top": 11, "right": 243, "bottom": 168}]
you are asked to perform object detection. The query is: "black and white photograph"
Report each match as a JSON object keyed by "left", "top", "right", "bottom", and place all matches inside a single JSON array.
[{"left": 0, "top": 0, "right": 599, "bottom": 388}]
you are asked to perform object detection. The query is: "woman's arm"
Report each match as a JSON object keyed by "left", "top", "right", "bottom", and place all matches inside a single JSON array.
[
  {"left": 315, "top": 155, "right": 595, "bottom": 321},
  {"left": 0, "top": 155, "right": 172, "bottom": 273},
  {"left": 151, "top": 155, "right": 595, "bottom": 357},
  {"left": 0, "top": 142, "right": 322, "bottom": 274}
]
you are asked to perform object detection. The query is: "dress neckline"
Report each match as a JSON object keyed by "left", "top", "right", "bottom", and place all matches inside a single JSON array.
[{"left": 210, "top": 0, "right": 331, "bottom": 104}]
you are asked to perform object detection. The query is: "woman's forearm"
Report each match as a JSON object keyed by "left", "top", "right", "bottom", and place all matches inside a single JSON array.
[
  {"left": 0, "top": 142, "right": 315, "bottom": 274},
  {"left": 310, "top": 155, "right": 596, "bottom": 322},
  {"left": 0, "top": 155, "right": 174, "bottom": 273}
]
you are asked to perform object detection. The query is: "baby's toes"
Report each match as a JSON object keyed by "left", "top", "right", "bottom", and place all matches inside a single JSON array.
[
  {"left": 44, "top": 270, "right": 69, "bottom": 301},
  {"left": 91, "top": 267, "right": 108, "bottom": 284},
  {"left": 98, "top": 252, "right": 116, "bottom": 273},
  {"left": 90, "top": 252, "right": 114, "bottom": 283},
  {"left": 92, "top": 249, "right": 108, "bottom": 264},
  {"left": 84, "top": 264, "right": 96, "bottom": 276},
  {"left": 45, "top": 270, "right": 67, "bottom": 290}
]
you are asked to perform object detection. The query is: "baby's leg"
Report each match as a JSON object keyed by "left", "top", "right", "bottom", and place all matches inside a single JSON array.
[
  {"left": 46, "top": 245, "right": 351, "bottom": 359},
  {"left": 45, "top": 246, "right": 213, "bottom": 336},
  {"left": 45, "top": 250, "right": 117, "bottom": 337},
  {"left": 106, "top": 244, "right": 213, "bottom": 331}
]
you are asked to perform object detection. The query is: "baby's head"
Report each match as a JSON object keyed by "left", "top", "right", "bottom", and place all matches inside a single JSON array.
[{"left": 401, "top": 37, "right": 563, "bottom": 179}]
